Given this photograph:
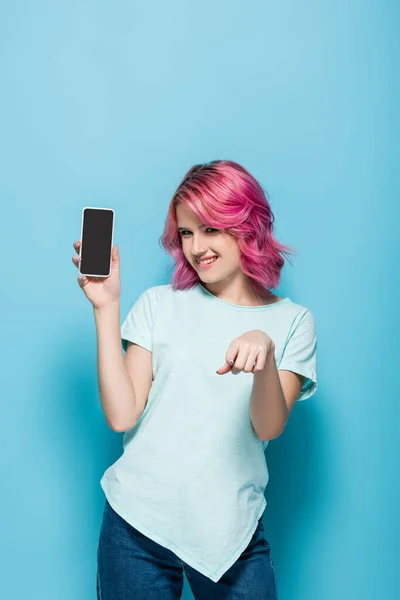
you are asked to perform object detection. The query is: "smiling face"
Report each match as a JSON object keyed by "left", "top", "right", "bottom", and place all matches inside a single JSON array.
[{"left": 176, "top": 202, "right": 243, "bottom": 285}]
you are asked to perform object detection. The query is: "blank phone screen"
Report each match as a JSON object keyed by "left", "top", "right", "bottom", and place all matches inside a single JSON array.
[{"left": 80, "top": 208, "right": 114, "bottom": 276}]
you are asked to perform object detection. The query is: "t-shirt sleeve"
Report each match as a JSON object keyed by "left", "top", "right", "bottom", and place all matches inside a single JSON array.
[
  {"left": 120, "top": 288, "right": 156, "bottom": 353},
  {"left": 277, "top": 309, "right": 318, "bottom": 401}
]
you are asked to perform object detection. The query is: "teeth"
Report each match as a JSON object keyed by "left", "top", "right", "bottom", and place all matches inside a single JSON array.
[{"left": 198, "top": 257, "right": 217, "bottom": 265}]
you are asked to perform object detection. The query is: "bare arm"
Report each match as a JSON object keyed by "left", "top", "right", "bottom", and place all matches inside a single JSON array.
[
  {"left": 72, "top": 240, "right": 151, "bottom": 431},
  {"left": 94, "top": 301, "right": 146, "bottom": 432},
  {"left": 250, "top": 347, "right": 289, "bottom": 440}
]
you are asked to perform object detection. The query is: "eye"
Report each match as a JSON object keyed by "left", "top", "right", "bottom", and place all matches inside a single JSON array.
[{"left": 179, "top": 228, "right": 218, "bottom": 237}]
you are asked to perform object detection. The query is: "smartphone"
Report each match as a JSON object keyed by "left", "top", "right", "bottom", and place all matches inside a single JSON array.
[{"left": 78, "top": 207, "right": 115, "bottom": 277}]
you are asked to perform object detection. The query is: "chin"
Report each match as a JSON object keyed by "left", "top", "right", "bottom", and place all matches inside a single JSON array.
[{"left": 199, "top": 273, "right": 222, "bottom": 282}]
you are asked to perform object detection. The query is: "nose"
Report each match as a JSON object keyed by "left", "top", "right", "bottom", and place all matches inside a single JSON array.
[{"left": 191, "top": 233, "right": 209, "bottom": 256}]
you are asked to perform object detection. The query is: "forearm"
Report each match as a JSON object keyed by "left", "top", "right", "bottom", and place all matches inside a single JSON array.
[
  {"left": 250, "top": 347, "right": 289, "bottom": 441},
  {"left": 93, "top": 302, "right": 138, "bottom": 431}
]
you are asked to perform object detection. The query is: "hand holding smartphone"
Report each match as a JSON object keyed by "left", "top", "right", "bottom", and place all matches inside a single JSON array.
[{"left": 72, "top": 207, "right": 121, "bottom": 309}]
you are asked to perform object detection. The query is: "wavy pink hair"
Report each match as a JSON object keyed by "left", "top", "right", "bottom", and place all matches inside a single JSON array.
[{"left": 159, "top": 160, "right": 296, "bottom": 296}]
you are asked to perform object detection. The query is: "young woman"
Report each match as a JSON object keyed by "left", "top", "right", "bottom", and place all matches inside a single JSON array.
[{"left": 72, "top": 160, "right": 318, "bottom": 600}]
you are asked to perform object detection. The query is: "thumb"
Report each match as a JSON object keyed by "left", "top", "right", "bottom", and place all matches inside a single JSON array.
[
  {"left": 112, "top": 244, "right": 119, "bottom": 264},
  {"left": 216, "top": 361, "right": 233, "bottom": 375}
]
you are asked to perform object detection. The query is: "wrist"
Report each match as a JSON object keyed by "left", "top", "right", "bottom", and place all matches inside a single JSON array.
[
  {"left": 255, "top": 344, "right": 275, "bottom": 375},
  {"left": 93, "top": 300, "right": 120, "bottom": 315}
]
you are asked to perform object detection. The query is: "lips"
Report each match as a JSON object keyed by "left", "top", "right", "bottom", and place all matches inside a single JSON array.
[
  {"left": 196, "top": 256, "right": 219, "bottom": 269},
  {"left": 195, "top": 255, "right": 218, "bottom": 264}
]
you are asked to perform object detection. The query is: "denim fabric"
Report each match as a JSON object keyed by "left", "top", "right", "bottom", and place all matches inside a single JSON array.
[{"left": 97, "top": 499, "right": 278, "bottom": 599}]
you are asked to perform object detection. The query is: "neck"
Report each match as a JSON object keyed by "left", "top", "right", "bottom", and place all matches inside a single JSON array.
[{"left": 200, "top": 278, "right": 277, "bottom": 307}]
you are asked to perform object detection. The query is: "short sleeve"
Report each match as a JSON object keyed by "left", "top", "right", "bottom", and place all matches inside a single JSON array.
[
  {"left": 120, "top": 288, "right": 156, "bottom": 353},
  {"left": 277, "top": 309, "right": 318, "bottom": 401}
]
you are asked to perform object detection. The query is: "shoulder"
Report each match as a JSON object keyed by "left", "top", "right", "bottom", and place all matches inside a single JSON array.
[
  {"left": 284, "top": 300, "right": 317, "bottom": 333},
  {"left": 285, "top": 298, "right": 315, "bottom": 317},
  {"left": 141, "top": 283, "right": 174, "bottom": 302},
  {"left": 143, "top": 283, "right": 195, "bottom": 300},
  {"left": 139, "top": 284, "right": 187, "bottom": 310}
]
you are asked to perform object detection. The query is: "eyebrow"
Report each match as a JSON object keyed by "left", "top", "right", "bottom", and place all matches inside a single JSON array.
[{"left": 177, "top": 224, "right": 206, "bottom": 231}]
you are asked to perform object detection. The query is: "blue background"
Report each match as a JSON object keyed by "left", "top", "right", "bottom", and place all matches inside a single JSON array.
[{"left": 1, "top": 1, "right": 398, "bottom": 598}]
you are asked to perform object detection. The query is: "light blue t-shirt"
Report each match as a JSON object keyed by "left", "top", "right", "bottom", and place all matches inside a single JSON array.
[{"left": 100, "top": 283, "right": 318, "bottom": 582}]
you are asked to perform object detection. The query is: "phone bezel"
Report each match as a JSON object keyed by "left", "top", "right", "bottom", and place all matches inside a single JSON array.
[{"left": 78, "top": 206, "right": 115, "bottom": 278}]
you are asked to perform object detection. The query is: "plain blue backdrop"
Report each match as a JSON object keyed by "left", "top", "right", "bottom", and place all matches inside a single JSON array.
[{"left": 1, "top": 1, "right": 398, "bottom": 598}]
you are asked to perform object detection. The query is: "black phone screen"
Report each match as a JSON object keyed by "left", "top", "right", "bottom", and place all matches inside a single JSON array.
[{"left": 80, "top": 208, "right": 114, "bottom": 277}]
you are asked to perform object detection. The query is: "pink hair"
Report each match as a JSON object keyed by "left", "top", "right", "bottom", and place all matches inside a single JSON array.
[{"left": 159, "top": 160, "right": 296, "bottom": 295}]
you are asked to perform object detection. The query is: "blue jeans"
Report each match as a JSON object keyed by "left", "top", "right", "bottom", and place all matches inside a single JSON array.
[{"left": 97, "top": 499, "right": 278, "bottom": 599}]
